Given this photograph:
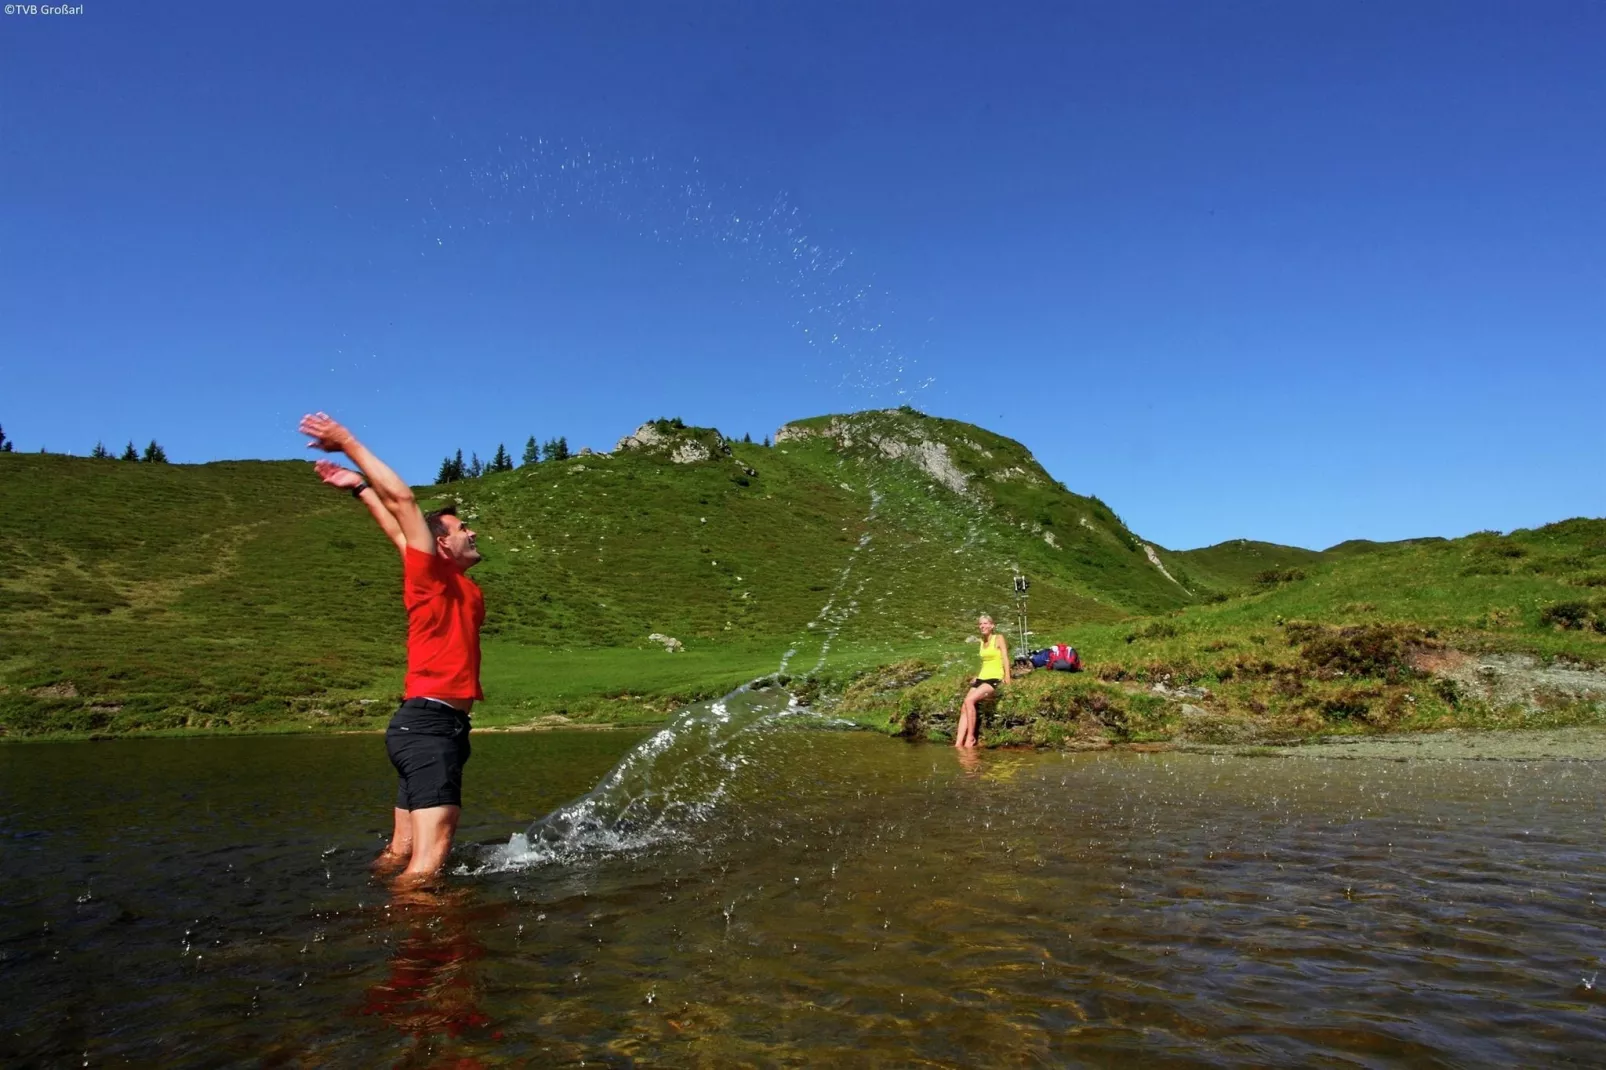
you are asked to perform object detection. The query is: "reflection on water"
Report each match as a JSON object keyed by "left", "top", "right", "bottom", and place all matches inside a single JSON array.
[
  {"left": 4, "top": 729, "right": 1606, "bottom": 1065},
  {"left": 353, "top": 888, "right": 498, "bottom": 1061}
]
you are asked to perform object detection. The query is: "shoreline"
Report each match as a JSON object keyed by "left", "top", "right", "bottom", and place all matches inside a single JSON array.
[
  {"left": 9, "top": 716, "right": 1606, "bottom": 762},
  {"left": 0, "top": 717, "right": 665, "bottom": 744}
]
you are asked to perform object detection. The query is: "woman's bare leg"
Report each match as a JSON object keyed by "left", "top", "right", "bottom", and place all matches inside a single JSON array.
[{"left": 958, "top": 684, "right": 993, "bottom": 748}]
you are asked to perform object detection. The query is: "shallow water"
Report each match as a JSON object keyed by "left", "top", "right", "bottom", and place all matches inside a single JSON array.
[{"left": 4, "top": 726, "right": 1605, "bottom": 1067}]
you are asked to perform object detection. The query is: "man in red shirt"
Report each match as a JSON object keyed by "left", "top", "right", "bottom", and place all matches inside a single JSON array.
[{"left": 300, "top": 412, "right": 486, "bottom": 883}]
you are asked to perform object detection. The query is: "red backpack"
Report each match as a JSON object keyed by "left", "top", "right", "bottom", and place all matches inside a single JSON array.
[{"left": 1047, "top": 643, "right": 1082, "bottom": 672}]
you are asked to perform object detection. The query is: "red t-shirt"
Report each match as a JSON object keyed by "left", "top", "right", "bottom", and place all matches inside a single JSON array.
[{"left": 402, "top": 547, "right": 485, "bottom": 701}]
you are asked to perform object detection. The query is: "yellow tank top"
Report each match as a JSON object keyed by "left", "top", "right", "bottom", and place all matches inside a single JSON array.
[{"left": 977, "top": 634, "right": 1004, "bottom": 680}]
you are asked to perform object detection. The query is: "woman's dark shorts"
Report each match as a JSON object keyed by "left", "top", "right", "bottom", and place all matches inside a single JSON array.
[
  {"left": 385, "top": 699, "right": 472, "bottom": 810},
  {"left": 970, "top": 678, "right": 1003, "bottom": 689}
]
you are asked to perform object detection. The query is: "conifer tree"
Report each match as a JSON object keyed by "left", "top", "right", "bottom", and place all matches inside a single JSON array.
[
  {"left": 468, "top": 452, "right": 483, "bottom": 478},
  {"left": 491, "top": 443, "right": 511, "bottom": 472},
  {"left": 522, "top": 436, "right": 538, "bottom": 466},
  {"left": 120, "top": 441, "right": 139, "bottom": 461},
  {"left": 452, "top": 449, "right": 465, "bottom": 481},
  {"left": 0, "top": 424, "right": 11, "bottom": 452},
  {"left": 436, "top": 455, "right": 458, "bottom": 484},
  {"left": 742, "top": 432, "right": 751, "bottom": 444},
  {"left": 141, "top": 440, "right": 168, "bottom": 463},
  {"left": 762, "top": 435, "right": 771, "bottom": 447},
  {"left": 91, "top": 441, "right": 111, "bottom": 459},
  {"left": 553, "top": 436, "right": 570, "bottom": 461}
]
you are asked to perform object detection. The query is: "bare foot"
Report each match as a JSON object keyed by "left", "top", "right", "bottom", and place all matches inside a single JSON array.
[
  {"left": 371, "top": 850, "right": 410, "bottom": 873},
  {"left": 390, "top": 866, "right": 447, "bottom": 894}
]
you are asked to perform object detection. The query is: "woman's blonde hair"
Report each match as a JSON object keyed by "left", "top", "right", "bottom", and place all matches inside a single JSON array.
[{"left": 978, "top": 614, "right": 994, "bottom": 626}]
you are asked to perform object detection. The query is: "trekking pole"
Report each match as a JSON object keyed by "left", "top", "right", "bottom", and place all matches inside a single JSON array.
[{"left": 1013, "top": 573, "right": 1029, "bottom": 657}]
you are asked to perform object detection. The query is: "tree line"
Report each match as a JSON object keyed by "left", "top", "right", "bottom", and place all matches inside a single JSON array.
[
  {"left": 0, "top": 422, "right": 771, "bottom": 475},
  {"left": 435, "top": 435, "right": 570, "bottom": 484},
  {"left": 0, "top": 424, "right": 168, "bottom": 462}
]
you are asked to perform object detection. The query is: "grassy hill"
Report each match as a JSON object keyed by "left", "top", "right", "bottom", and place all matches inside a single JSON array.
[
  {"left": 0, "top": 409, "right": 1203, "bottom": 736},
  {"left": 3, "top": 409, "right": 1600, "bottom": 741},
  {"left": 1170, "top": 539, "right": 1326, "bottom": 592},
  {"left": 1171, "top": 534, "right": 1456, "bottom": 594}
]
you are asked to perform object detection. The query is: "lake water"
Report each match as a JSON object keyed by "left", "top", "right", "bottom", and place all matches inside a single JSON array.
[{"left": 3, "top": 722, "right": 1605, "bottom": 1066}]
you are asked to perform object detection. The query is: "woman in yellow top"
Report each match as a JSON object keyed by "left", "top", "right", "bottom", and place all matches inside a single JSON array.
[{"left": 957, "top": 614, "right": 1010, "bottom": 748}]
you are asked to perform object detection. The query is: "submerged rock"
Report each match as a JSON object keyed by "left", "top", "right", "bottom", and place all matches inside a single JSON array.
[{"left": 1178, "top": 705, "right": 1257, "bottom": 744}]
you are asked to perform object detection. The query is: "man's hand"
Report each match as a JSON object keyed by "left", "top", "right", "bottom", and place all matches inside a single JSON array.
[
  {"left": 297, "top": 411, "right": 433, "bottom": 555},
  {"left": 319, "top": 458, "right": 406, "bottom": 551},
  {"left": 299, "top": 412, "right": 355, "bottom": 454},
  {"left": 314, "top": 459, "right": 364, "bottom": 491}
]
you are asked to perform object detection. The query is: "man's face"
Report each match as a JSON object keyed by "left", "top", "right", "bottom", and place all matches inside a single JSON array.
[{"left": 437, "top": 514, "right": 481, "bottom": 568}]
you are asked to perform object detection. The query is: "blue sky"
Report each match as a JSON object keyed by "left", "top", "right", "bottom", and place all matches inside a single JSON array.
[{"left": 2, "top": 1, "right": 1601, "bottom": 550}]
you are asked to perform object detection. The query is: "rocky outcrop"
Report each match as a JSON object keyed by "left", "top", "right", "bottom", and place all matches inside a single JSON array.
[
  {"left": 647, "top": 632, "right": 684, "bottom": 653},
  {"left": 616, "top": 421, "right": 730, "bottom": 464},
  {"left": 776, "top": 410, "right": 1057, "bottom": 498},
  {"left": 1143, "top": 544, "right": 1190, "bottom": 593},
  {"left": 880, "top": 436, "right": 969, "bottom": 494},
  {"left": 777, "top": 414, "right": 970, "bottom": 494},
  {"left": 616, "top": 423, "right": 673, "bottom": 453},
  {"left": 1415, "top": 650, "right": 1606, "bottom": 712}
]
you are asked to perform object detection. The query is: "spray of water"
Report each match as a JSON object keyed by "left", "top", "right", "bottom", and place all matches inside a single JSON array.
[
  {"left": 484, "top": 482, "right": 886, "bottom": 872},
  {"left": 409, "top": 135, "right": 931, "bottom": 404},
  {"left": 481, "top": 681, "right": 805, "bottom": 871},
  {"left": 779, "top": 486, "right": 881, "bottom": 677}
]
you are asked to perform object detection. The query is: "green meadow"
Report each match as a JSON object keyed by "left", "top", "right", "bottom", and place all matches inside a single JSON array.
[{"left": 2, "top": 408, "right": 1601, "bottom": 743}]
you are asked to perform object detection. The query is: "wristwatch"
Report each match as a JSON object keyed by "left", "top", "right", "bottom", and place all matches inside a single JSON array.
[{"left": 351, "top": 482, "right": 370, "bottom": 499}]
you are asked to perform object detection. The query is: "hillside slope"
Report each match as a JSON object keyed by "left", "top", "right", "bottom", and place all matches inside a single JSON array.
[
  {"left": 777, "top": 408, "right": 1206, "bottom": 615},
  {"left": 0, "top": 456, "right": 402, "bottom": 733}
]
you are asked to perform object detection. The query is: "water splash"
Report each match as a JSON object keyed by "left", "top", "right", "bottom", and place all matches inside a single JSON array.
[
  {"left": 778, "top": 486, "right": 881, "bottom": 677},
  {"left": 482, "top": 681, "right": 804, "bottom": 871},
  {"left": 484, "top": 480, "right": 891, "bottom": 872},
  {"left": 412, "top": 135, "right": 927, "bottom": 405}
]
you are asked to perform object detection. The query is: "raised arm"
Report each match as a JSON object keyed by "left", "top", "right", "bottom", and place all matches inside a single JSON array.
[
  {"left": 314, "top": 459, "right": 407, "bottom": 555},
  {"left": 299, "top": 412, "right": 434, "bottom": 554}
]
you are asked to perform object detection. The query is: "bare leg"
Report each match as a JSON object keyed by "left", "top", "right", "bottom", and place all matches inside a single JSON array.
[
  {"left": 373, "top": 807, "right": 413, "bottom": 871},
  {"left": 958, "top": 684, "right": 993, "bottom": 748},
  {"left": 397, "top": 805, "right": 462, "bottom": 882}
]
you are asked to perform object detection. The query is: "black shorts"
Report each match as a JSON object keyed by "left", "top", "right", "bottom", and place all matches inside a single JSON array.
[
  {"left": 385, "top": 699, "right": 472, "bottom": 810},
  {"left": 970, "top": 678, "right": 1002, "bottom": 690}
]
